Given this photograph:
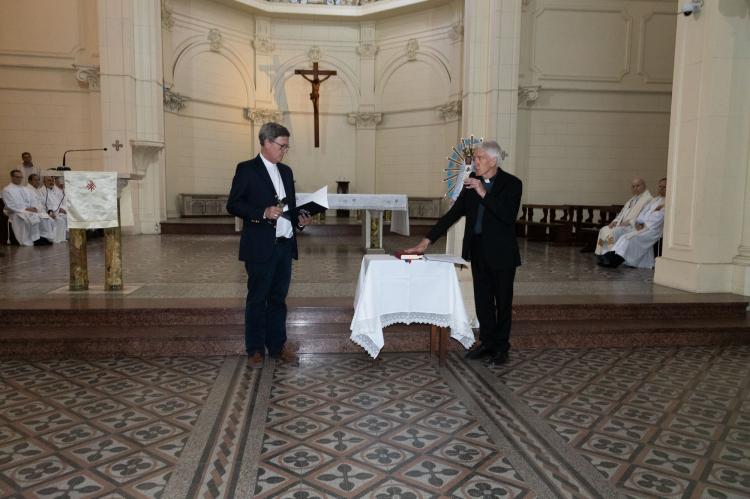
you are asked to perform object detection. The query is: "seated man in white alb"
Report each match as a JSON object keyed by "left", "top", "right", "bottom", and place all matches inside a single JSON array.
[
  {"left": 2, "top": 170, "right": 42, "bottom": 246},
  {"left": 595, "top": 177, "right": 651, "bottom": 257},
  {"left": 26, "top": 174, "right": 56, "bottom": 244},
  {"left": 598, "top": 178, "right": 666, "bottom": 269},
  {"left": 40, "top": 174, "right": 67, "bottom": 243}
]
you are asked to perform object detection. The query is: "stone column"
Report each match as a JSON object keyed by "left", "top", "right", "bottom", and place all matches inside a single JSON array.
[
  {"left": 352, "top": 22, "right": 379, "bottom": 194},
  {"left": 447, "top": 0, "right": 523, "bottom": 254},
  {"left": 98, "top": 0, "right": 165, "bottom": 235},
  {"left": 654, "top": 0, "right": 750, "bottom": 295}
]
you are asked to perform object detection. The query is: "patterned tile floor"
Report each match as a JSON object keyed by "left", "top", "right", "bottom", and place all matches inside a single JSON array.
[{"left": 2, "top": 347, "right": 749, "bottom": 498}]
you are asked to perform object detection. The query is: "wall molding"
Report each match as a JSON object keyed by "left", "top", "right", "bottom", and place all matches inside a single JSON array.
[
  {"left": 531, "top": 6, "right": 633, "bottom": 83},
  {"left": 637, "top": 10, "right": 676, "bottom": 84}
]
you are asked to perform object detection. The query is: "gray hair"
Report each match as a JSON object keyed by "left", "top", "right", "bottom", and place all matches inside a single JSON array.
[
  {"left": 477, "top": 140, "right": 507, "bottom": 165},
  {"left": 258, "top": 122, "right": 290, "bottom": 146}
]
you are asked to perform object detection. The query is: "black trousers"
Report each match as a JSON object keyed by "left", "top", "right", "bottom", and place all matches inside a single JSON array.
[
  {"left": 243, "top": 238, "right": 292, "bottom": 356},
  {"left": 470, "top": 236, "right": 517, "bottom": 354}
]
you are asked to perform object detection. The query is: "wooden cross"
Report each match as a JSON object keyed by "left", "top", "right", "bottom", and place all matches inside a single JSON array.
[{"left": 294, "top": 62, "right": 337, "bottom": 148}]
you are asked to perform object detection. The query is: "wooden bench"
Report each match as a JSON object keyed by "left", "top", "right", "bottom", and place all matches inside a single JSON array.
[{"left": 515, "top": 204, "right": 574, "bottom": 243}]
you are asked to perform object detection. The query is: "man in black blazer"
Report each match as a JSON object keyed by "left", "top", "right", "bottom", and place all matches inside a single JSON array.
[
  {"left": 227, "top": 122, "right": 311, "bottom": 369},
  {"left": 405, "top": 140, "right": 522, "bottom": 365}
]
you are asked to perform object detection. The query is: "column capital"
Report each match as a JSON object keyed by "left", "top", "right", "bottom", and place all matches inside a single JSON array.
[
  {"left": 347, "top": 112, "right": 382, "bottom": 129},
  {"left": 73, "top": 64, "right": 100, "bottom": 90},
  {"left": 163, "top": 85, "right": 189, "bottom": 112},
  {"left": 357, "top": 42, "right": 378, "bottom": 59},
  {"left": 437, "top": 100, "right": 462, "bottom": 121},
  {"left": 244, "top": 107, "right": 283, "bottom": 124},
  {"left": 252, "top": 35, "right": 275, "bottom": 54},
  {"left": 518, "top": 85, "right": 541, "bottom": 106}
]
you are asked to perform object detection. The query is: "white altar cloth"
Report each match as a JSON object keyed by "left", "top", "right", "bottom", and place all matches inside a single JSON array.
[
  {"left": 315, "top": 193, "right": 409, "bottom": 236},
  {"left": 234, "top": 193, "right": 409, "bottom": 236},
  {"left": 350, "top": 255, "right": 475, "bottom": 358}
]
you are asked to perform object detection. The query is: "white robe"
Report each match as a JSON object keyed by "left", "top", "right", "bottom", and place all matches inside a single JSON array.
[
  {"left": 2, "top": 183, "right": 40, "bottom": 246},
  {"left": 613, "top": 196, "right": 665, "bottom": 269},
  {"left": 26, "top": 186, "right": 55, "bottom": 241},
  {"left": 595, "top": 190, "right": 652, "bottom": 255},
  {"left": 40, "top": 186, "right": 67, "bottom": 243}
]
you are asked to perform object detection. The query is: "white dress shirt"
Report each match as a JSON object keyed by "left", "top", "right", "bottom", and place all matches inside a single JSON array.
[{"left": 260, "top": 153, "right": 293, "bottom": 239}]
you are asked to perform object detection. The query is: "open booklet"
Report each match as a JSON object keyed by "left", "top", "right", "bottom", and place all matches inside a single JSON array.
[
  {"left": 423, "top": 254, "right": 468, "bottom": 265},
  {"left": 285, "top": 186, "right": 329, "bottom": 218}
]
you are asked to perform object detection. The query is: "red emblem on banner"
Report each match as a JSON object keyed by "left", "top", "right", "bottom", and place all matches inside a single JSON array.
[{"left": 86, "top": 180, "right": 96, "bottom": 191}]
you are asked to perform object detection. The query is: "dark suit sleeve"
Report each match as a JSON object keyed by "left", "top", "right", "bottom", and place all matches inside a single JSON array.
[
  {"left": 226, "top": 163, "right": 266, "bottom": 222},
  {"left": 426, "top": 189, "right": 467, "bottom": 243},
  {"left": 480, "top": 177, "right": 522, "bottom": 225}
]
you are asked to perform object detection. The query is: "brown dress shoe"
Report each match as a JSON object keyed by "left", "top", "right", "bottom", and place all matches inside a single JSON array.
[
  {"left": 247, "top": 352, "right": 264, "bottom": 369},
  {"left": 272, "top": 345, "right": 299, "bottom": 365}
]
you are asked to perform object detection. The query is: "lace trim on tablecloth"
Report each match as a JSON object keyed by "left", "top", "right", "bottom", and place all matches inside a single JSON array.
[{"left": 350, "top": 312, "right": 475, "bottom": 359}]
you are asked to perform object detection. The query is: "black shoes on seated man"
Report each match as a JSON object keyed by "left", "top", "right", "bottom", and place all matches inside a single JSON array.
[
  {"left": 597, "top": 251, "right": 624, "bottom": 268},
  {"left": 465, "top": 344, "right": 509, "bottom": 365},
  {"left": 33, "top": 238, "right": 53, "bottom": 246}
]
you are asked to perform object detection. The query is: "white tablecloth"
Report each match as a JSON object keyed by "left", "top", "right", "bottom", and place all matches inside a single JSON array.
[
  {"left": 310, "top": 193, "right": 410, "bottom": 236},
  {"left": 234, "top": 193, "right": 410, "bottom": 236},
  {"left": 350, "top": 255, "right": 475, "bottom": 358}
]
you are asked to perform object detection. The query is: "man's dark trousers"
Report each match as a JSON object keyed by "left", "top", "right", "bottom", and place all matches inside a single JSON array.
[
  {"left": 470, "top": 235, "right": 516, "bottom": 354},
  {"left": 244, "top": 238, "right": 292, "bottom": 357}
]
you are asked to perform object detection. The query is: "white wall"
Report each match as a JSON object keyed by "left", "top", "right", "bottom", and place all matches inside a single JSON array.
[
  {"left": 0, "top": 0, "right": 102, "bottom": 177},
  {"left": 517, "top": 0, "right": 676, "bottom": 205}
]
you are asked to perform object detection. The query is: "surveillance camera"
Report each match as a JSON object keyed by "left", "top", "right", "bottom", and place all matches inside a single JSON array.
[{"left": 679, "top": 1, "right": 702, "bottom": 16}]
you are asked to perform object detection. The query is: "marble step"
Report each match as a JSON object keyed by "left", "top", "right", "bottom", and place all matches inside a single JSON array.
[
  {"left": 2, "top": 317, "right": 749, "bottom": 358},
  {"left": 2, "top": 296, "right": 746, "bottom": 328}
]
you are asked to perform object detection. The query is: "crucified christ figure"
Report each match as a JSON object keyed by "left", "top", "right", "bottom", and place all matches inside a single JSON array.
[{"left": 294, "top": 62, "right": 336, "bottom": 147}]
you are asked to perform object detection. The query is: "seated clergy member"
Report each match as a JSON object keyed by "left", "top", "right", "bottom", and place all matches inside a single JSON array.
[
  {"left": 2, "top": 170, "right": 41, "bottom": 246},
  {"left": 595, "top": 177, "right": 651, "bottom": 256},
  {"left": 26, "top": 174, "right": 55, "bottom": 244},
  {"left": 599, "top": 178, "right": 666, "bottom": 269},
  {"left": 40, "top": 174, "right": 67, "bottom": 243}
]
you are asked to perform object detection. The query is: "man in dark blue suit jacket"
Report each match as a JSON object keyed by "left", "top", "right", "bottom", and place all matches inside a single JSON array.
[
  {"left": 405, "top": 140, "right": 522, "bottom": 365},
  {"left": 227, "top": 122, "right": 311, "bottom": 369}
]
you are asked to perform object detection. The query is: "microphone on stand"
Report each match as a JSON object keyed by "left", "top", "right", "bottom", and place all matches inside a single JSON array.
[{"left": 61, "top": 147, "right": 108, "bottom": 169}]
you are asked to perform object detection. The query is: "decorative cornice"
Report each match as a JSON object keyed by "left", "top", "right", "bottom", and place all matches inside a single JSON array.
[
  {"left": 347, "top": 112, "right": 382, "bottom": 129},
  {"left": 266, "top": 0, "right": 383, "bottom": 4},
  {"left": 518, "top": 85, "right": 541, "bottom": 105},
  {"left": 252, "top": 35, "right": 275, "bottom": 54},
  {"left": 437, "top": 100, "right": 461, "bottom": 121},
  {"left": 163, "top": 85, "right": 189, "bottom": 112},
  {"left": 449, "top": 23, "right": 463, "bottom": 41},
  {"left": 161, "top": 0, "right": 174, "bottom": 30},
  {"left": 308, "top": 46, "right": 322, "bottom": 63},
  {"left": 406, "top": 39, "right": 419, "bottom": 61},
  {"left": 208, "top": 28, "right": 223, "bottom": 52},
  {"left": 73, "top": 64, "right": 100, "bottom": 90},
  {"left": 243, "top": 107, "right": 283, "bottom": 124},
  {"left": 356, "top": 42, "right": 378, "bottom": 59}
]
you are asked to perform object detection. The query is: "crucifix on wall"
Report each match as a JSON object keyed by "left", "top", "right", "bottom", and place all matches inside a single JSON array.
[{"left": 294, "top": 62, "right": 337, "bottom": 148}]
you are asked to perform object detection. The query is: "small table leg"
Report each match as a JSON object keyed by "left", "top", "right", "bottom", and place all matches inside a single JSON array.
[
  {"left": 439, "top": 327, "right": 449, "bottom": 366},
  {"left": 429, "top": 326, "right": 449, "bottom": 366}
]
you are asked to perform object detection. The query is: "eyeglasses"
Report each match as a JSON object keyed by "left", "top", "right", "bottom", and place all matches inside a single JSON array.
[
  {"left": 271, "top": 139, "right": 290, "bottom": 151},
  {"left": 11, "top": 175, "right": 22, "bottom": 179}
]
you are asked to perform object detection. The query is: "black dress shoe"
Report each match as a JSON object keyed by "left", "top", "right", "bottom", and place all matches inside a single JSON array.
[
  {"left": 465, "top": 345, "right": 496, "bottom": 360},
  {"left": 488, "top": 351, "right": 509, "bottom": 365}
]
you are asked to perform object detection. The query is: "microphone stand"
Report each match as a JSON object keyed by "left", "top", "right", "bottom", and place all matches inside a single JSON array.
[{"left": 61, "top": 147, "right": 108, "bottom": 168}]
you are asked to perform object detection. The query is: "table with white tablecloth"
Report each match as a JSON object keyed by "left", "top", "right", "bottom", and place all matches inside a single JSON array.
[
  {"left": 234, "top": 193, "right": 409, "bottom": 252},
  {"left": 350, "top": 255, "right": 475, "bottom": 361}
]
